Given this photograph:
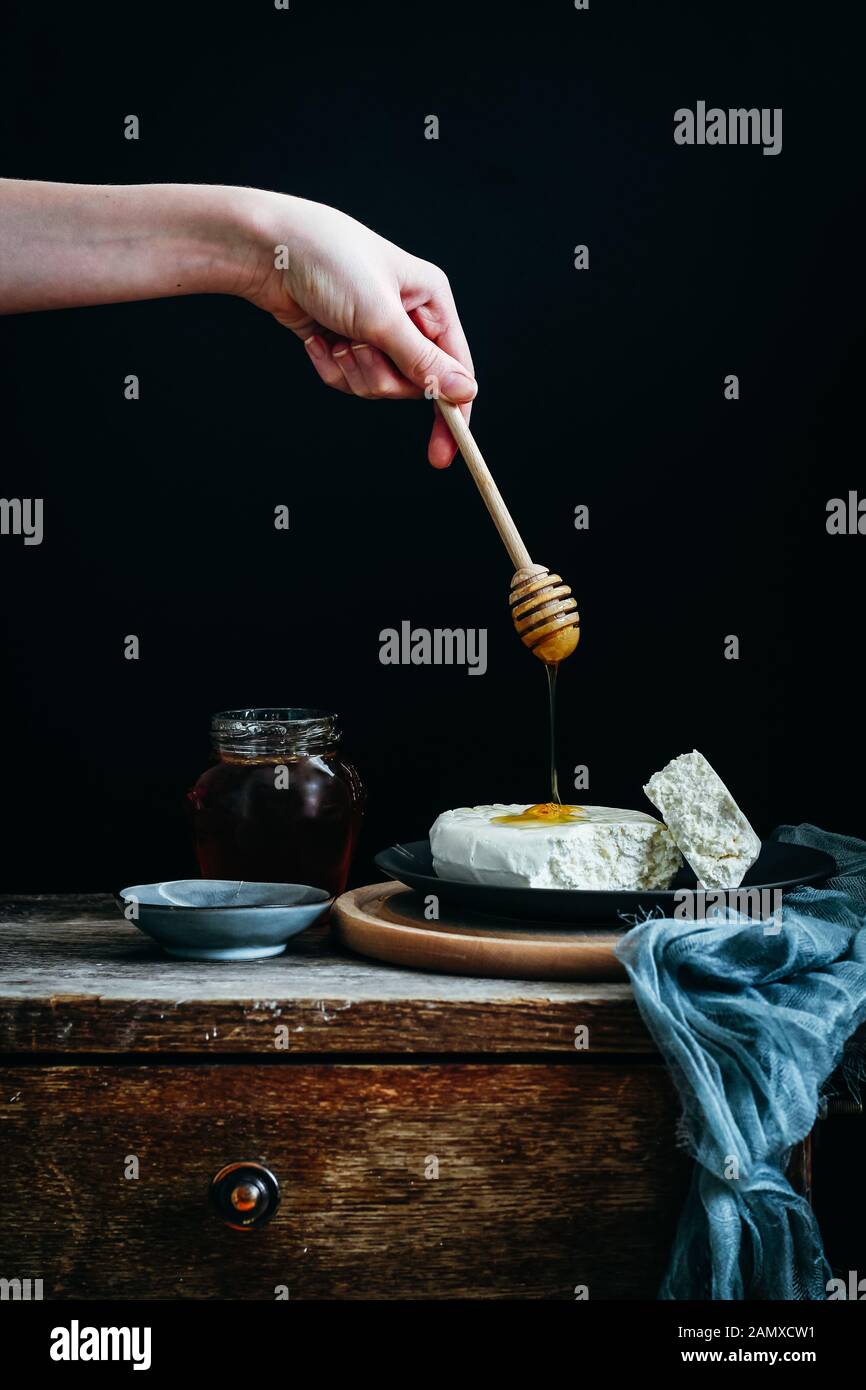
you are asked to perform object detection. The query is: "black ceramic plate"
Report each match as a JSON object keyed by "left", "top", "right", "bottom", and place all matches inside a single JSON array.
[{"left": 374, "top": 840, "right": 836, "bottom": 925}]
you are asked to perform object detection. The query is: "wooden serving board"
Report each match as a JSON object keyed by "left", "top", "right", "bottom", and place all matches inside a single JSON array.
[{"left": 333, "top": 881, "right": 627, "bottom": 981}]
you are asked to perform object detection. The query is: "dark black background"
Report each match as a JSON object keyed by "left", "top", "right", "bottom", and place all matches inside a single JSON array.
[{"left": 0, "top": 0, "right": 862, "bottom": 892}]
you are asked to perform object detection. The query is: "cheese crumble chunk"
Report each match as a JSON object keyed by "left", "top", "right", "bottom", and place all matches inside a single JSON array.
[{"left": 643, "top": 750, "right": 761, "bottom": 890}]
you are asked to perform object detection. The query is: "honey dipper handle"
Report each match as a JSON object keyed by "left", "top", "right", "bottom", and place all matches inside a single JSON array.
[{"left": 437, "top": 400, "right": 533, "bottom": 571}]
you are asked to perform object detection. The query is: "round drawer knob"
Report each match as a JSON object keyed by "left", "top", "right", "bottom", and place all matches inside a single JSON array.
[{"left": 209, "top": 1162, "right": 280, "bottom": 1230}]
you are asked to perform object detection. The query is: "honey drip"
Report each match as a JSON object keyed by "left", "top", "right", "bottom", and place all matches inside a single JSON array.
[
  {"left": 492, "top": 802, "right": 586, "bottom": 826},
  {"left": 546, "top": 662, "right": 560, "bottom": 802}
]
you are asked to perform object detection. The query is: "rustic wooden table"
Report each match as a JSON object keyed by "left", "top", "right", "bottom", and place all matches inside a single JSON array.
[{"left": 0, "top": 893, "right": 693, "bottom": 1299}]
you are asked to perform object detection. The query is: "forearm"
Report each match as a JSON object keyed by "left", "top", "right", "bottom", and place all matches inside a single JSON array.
[
  {"left": 0, "top": 178, "right": 476, "bottom": 465},
  {"left": 0, "top": 180, "right": 260, "bottom": 313}
]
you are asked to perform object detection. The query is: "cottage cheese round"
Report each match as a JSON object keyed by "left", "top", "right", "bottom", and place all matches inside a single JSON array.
[{"left": 430, "top": 804, "right": 683, "bottom": 891}]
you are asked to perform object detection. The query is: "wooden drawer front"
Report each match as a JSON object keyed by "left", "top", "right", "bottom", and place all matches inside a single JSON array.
[{"left": 0, "top": 1063, "right": 689, "bottom": 1299}]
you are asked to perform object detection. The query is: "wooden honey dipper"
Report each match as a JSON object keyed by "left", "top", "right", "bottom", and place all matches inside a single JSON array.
[{"left": 438, "top": 400, "right": 580, "bottom": 664}]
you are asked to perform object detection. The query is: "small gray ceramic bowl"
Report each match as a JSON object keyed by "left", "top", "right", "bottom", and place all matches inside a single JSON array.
[{"left": 115, "top": 879, "right": 332, "bottom": 961}]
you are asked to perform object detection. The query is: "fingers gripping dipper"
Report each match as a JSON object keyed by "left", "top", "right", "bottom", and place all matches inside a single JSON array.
[{"left": 438, "top": 401, "right": 580, "bottom": 664}]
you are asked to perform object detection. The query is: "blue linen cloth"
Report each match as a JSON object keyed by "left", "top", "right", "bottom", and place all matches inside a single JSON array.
[{"left": 614, "top": 824, "right": 866, "bottom": 1300}]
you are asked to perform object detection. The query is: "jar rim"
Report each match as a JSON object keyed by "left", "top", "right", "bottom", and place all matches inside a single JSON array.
[
  {"left": 212, "top": 707, "right": 335, "bottom": 731},
  {"left": 210, "top": 708, "right": 340, "bottom": 757}
]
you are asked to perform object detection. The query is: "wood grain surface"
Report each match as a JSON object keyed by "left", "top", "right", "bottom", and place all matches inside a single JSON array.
[
  {"left": 0, "top": 1061, "right": 690, "bottom": 1300},
  {"left": 334, "top": 881, "right": 627, "bottom": 980},
  {"left": 0, "top": 894, "right": 652, "bottom": 1055}
]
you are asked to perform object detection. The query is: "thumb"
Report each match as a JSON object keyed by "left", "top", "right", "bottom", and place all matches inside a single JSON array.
[{"left": 375, "top": 313, "right": 477, "bottom": 402}]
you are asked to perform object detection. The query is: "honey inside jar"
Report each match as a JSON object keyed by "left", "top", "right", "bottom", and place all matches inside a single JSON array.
[
  {"left": 188, "top": 708, "right": 364, "bottom": 897},
  {"left": 491, "top": 802, "right": 587, "bottom": 826}
]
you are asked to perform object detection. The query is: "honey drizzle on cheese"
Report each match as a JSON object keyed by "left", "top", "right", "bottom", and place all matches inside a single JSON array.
[{"left": 491, "top": 802, "right": 587, "bottom": 826}]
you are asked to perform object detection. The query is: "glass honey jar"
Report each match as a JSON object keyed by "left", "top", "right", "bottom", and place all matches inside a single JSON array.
[{"left": 188, "top": 708, "right": 364, "bottom": 897}]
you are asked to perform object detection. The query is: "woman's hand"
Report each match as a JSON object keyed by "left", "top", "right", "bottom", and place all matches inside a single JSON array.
[
  {"left": 234, "top": 193, "right": 476, "bottom": 468},
  {"left": 0, "top": 181, "right": 477, "bottom": 467}
]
